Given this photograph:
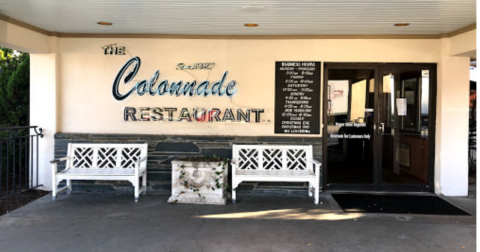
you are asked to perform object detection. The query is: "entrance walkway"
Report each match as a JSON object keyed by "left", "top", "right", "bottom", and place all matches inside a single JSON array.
[{"left": 0, "top": 192, "right": 475, "bottom": 252}]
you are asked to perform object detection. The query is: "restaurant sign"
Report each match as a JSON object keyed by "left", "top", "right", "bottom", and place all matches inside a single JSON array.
[{"left": 113, "top": 57, "right": 265, "bottom": 123}]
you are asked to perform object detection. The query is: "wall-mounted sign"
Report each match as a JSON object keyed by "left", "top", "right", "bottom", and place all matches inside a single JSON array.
[
  {"left": 177, "top": 62, "right": 215, "bottom": 70},
  {"left": 274, "top": 61, "right": 321, "bottom": 134},
  {"left": 103, "top": 45, "right": 126, "bottom": 55},
  {"left": 123, "top": 107, "right": 265, "bottom": 123},
  {"left": 112, "top": 57, "right": 265, "bottom": 124},
  {"left": 112, "top": 57, "right": 237, "bottom": 101}
]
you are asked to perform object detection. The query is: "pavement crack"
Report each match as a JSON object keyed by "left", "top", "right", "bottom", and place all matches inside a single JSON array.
[{"left": 411, "top": 235, "right": 435, "bottom": 251}]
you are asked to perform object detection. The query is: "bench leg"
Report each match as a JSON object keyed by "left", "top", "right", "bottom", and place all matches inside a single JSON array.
[
  {"left": 232, "top": 189, "right": 236, "bottom": 204},
  {"left": 314, "top": 184, "right": 320, "bottom": 205},
  {"left": 67, "top": 179, "right": 72, "bottom": 195},
  {"left": 308, "top": 182, "right": 313, "bottom": 197},
  {"left": 142, "top": 172, "right": 147, "bottom": 195},
  {"left": 52, "top": 177, "right": 57, "bottom": 201},
  {"left": 134, "top": 178, "right": 140, "bottom": 203},
  {"left": 232, "top": 180, "right": 240, "bottom": 204}
]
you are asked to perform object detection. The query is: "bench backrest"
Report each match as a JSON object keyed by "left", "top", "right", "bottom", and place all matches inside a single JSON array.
[
  {"left": 232, "top": 145, "right": 313, "bottom": 172},
  {"left": 66, "top": 143, "right": 148, "bottom": 169}
]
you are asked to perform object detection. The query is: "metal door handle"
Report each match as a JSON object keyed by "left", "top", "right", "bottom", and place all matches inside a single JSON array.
[{"left": 380, "top": 123, "right": 385, "bottom": 134}]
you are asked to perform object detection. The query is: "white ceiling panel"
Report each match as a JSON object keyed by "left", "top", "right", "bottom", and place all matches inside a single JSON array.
[{"left": 0, "top": 0, "right": 476, "bottom": 35}]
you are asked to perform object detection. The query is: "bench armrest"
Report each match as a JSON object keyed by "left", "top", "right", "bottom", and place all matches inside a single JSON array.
[
  {"left": 135, "top": 156, "right": 147, "bottom": 164},
  {"left": 311, "top": 159, "right": 322, "bottom": 175},
  {"left": 51, "top": 157, "right": 69, "bottom": 178},
  {"left": 312, "top": 159, "right": 322, "bottom": 190},
  {"left": 134, "top": 156, "right": 148, "bottom": 177},
  {"left": 312, "top": 159, "right": 321, "bottom": 167},
  {"left": 50, "top": 157, "right": 69, "bottom": 164}
]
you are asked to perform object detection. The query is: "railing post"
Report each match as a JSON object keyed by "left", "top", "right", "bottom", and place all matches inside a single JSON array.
[
  {"left": 25, "top": 136, "right": 28, "bottom": 190},
  {"left": 6, "top": 137, "right": 9, "bottom": 199},
  {"left": 12, "top": 130, "right": 16, "bottom": 196},
  {"left": 0, "top": 140, "right": 3, "bottom": 197}
]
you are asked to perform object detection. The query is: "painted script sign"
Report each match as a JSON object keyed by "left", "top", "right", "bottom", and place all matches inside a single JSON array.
[
  {"left": 112, "top": 57, "right": 237, "bottom": 101},
  {"left": 176, "top": 62, "right": 215, "bottom": 70}
]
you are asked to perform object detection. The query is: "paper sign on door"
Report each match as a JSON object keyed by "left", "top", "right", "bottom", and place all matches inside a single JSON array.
[{"left": 396, "top": 98, "right": 407, "bottom": 116}]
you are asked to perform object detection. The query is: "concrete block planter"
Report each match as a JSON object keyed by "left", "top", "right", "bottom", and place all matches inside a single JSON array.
[{"left": 168, "top": 157, "right": 229, "bottom": 205}]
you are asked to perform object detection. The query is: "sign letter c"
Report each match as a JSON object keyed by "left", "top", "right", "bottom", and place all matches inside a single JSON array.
[{"left": 112, "top": 57, "right": 141, "bottom": 101}]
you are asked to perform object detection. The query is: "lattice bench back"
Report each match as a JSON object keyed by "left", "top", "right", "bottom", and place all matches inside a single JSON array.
[
  {"left": 232, "top": 145, "right": 313, "bottom": 172},
  {"left": 66, "top": 143, "right": 148, "bottom": 169}
]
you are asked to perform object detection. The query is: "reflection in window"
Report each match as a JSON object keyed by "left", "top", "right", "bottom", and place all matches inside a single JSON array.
[
  {"left": 382, "top": 74, "right": 395, "bottom": 128},
  {"left": 350, "top": 80, "right": 366, "bottom": 123},
  {"left": 421, "top": 77, "right": 429, "bottom": 135},
  {"left": 384, "top": 70, "right": 429, "bottom": 134}
]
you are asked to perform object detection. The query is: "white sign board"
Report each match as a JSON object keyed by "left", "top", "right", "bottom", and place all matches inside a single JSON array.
[
  {"left": 396, "top": 98, "right": 407, "bottom": 116},
  {"left": 328, "top": 80, "right": 349, "bottom": 115}
]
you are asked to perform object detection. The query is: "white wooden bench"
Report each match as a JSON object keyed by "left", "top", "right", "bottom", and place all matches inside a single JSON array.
[
  {"left": 50, "top": 143, "right": 148, "bottom": 202},
  {"left": 231, "top": 144, "right": 321, "bottom": 204}
]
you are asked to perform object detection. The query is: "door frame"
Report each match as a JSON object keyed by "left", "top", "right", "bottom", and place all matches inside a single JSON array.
[{"left": 322, "top": 63, "right": 436, "bottom": 192}]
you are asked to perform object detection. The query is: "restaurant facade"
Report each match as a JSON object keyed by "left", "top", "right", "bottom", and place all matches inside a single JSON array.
[{"left": 0, "top": 13, "right": 476, "bottom": 197}]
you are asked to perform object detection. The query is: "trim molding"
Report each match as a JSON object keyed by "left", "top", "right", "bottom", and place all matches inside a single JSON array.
[
  {"left": 57, "top": 33, "right": 442, "bottom": 39},
  {"left": 0, "top": 13, "right": 53, "bottom": 36},
  {"left": 440, "top": 23, "right": 476, "bottom": 38},
  {"left": 0, "top": 13, "right": 475, "bottom": 40}
]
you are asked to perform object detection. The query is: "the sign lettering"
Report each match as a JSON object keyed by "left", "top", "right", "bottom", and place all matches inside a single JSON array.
[
  {"left": 177, "top": 62, "right": 215, "bottom": 70},
  {"left": 112, "top": 57, "right": 237, "bottom": 101},
  {"left": 123, "top": 107, "right": 265, "bottom": 123},
  {"left": 103, "top": 46, "right": 126, "bottom": 55}
]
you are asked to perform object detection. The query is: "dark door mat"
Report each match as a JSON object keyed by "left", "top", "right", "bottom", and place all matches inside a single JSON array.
[{"left": 331, "top": 193, "right": 470, "bottom": 215}]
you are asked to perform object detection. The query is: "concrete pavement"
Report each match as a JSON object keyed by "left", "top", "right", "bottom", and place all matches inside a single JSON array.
[{"left": 0, "top": 192, "right": 475, "bottom": 252}]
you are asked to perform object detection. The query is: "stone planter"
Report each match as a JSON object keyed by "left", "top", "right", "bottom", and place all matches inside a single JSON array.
[{"left": 168, "top": 160, "right": 228, "bottom": 205}]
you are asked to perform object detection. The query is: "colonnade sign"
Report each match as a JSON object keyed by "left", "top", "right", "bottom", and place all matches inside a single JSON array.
[{"left": 275, "top": 62, "right": 321, "bottom": 134}]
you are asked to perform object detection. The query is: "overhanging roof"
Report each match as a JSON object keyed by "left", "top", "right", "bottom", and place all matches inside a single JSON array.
[{"left": 0, "top": 0, "right": 476, "bottom": 36}]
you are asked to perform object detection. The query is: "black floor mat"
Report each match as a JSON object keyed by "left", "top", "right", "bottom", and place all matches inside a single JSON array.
[{"left": 332, "top": 194, "right": 470, "bottom": 215}]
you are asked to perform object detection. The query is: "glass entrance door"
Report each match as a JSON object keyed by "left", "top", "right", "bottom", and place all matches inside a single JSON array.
[
  {"left": 323, "top": 63, "right": 435, "bottom": 192},
  {"left": 324, "top": 66, "right": 377, "bottom": 190},
  {"left": 378, "top": 65, "right": 435, "bottom": 191}
]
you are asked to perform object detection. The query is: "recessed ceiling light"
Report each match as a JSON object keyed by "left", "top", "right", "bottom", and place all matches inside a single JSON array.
[
  {"left": 394, "top": 23, "right": 410, "bottom": 27},
  {"left": 241, "top": 6, "right": 266, "bottom": 13},
  {"left": 244, "top": 23, "right": 259, "bottom": 27},
  {"left": 98, "top": 21, "right": 113, "bottom": 26}
]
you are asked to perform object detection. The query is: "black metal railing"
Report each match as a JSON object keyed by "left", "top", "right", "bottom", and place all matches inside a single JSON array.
[
  {"left": 469, "top": 125, "right": 476, "bottom": 173},
  {"left": 0, "top": 126, "right": 43, "bottom": 200}
]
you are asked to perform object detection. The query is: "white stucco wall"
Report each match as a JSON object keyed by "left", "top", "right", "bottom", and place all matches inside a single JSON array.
[
  {"left": 56, "top": 38, "right": 441, "bottom": 137},
  {"left": 30, "top": 37, "right": 59, "bottom": 191},
  {"left": 434, "top": 38, "right": 471, "bottom": 196}
]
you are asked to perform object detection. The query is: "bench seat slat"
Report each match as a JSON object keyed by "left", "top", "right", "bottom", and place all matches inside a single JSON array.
[
  {"left": 236, "top": 170, "right": 314, "bottom": 177},
  {"left": 58, "top": 168, "right": 145, "bottom": 176}
]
